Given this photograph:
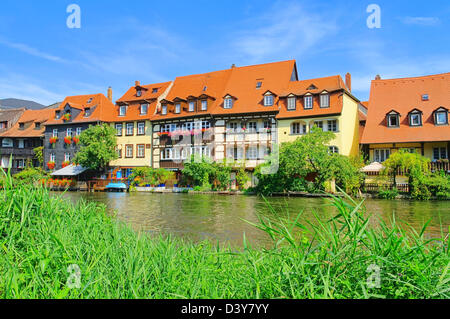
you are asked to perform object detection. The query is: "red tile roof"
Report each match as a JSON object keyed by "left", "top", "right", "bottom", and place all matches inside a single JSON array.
[
  {"left": 276, "top": 75, "right": 349, "bottom": 119},
  {"left": 361, "top": 72, "right": 450, "bottom": 144},
  {"left": 0, "top": 108, "right": 54, "bottom": 137},
  {"left": 110, "top": 81, "right": 172, "bottom": 122},
  {"left": 45, "top": 93, "right": 116, "bottom": 125}
]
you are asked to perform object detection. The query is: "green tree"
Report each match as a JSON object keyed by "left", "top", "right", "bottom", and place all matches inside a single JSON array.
[
  {"left": 73, "top": 124, "right": 118, "bottom": 171},
  {"left": 382, "top": 150, "right": 429, "bottom": 185},
  {"left": 33, "top": 146, "right": 44, "bottom": 168}
]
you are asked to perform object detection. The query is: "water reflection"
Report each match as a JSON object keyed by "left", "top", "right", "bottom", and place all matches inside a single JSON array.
[{"left": 57, "top": 192, "right": 450, "bottom": 247}]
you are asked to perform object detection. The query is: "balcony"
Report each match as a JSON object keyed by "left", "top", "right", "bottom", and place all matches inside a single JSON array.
[
  {"left": 160, "top": 160, "right": 185, "bottom": 170},
  {"left": 0, "top": 148, "right": 35, "bottom": 156}
]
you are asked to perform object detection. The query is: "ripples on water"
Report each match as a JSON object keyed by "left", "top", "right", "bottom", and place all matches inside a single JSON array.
[{"left": 54, "top": 192, "right": 450, "bottom": 248}]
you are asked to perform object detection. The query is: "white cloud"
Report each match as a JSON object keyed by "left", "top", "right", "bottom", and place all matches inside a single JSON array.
[
  {"left": 401, "top": 17, "right": 440, "bottom": 26},
  {"left": 230, "top": 2, "right": 338, "bottom": 63},
  {"left": 0, "top": 38, "right": 66, "bottom": 63}
]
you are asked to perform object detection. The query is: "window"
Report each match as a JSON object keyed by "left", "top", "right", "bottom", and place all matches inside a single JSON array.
[
  {"left": 137, "top": 145, "right": 145, "bottom": 158},
  {"left": 55, "top": 111, "right": 61, "bottom": 119},
  {"left": 35, "top": 123, "right": 40, "bottom": 129},
  {"left": 189, "top": 101, "right": 195, "bottom": 112},
  {"left": 66, "top": 128, "right": 72, "bottom": 137},
  {"left": 16, "top": 159, "right": 25, "bottom": 169},
  {"left": 422, "top": 94, "right": 429, "bottom": 101},
  {"left": 327, "top": 120, "right": 338, "bottom": 132},
  {"left": 175, "top": 103, "right": 181, "bottom": 114},
  {"left": 115, "top": 123, "right": 123, "bottom": 136},
  {"left": 374, "top": 149, "right": 390, "bottom": 162},
  {"left": 126, "top": 123, "right": 134, "bottom": 136},
  {"left": 117, "top": 147, "right": 122, "bottom": 158},
  {"left": 202, "top": 121, "right": 211, "bottom": 129},
  {"left": 291, "top": 123, "right": 307, "bottom": 135},
  {"left": 136, "top": 89, "right": 142, "bottom": 97},
  {"left": 140, "top": 104, "right": 148, "bottom": 115},
  {"left": 247, "top": 122, "right": 257, "bottom": 133},
  {"left": 264, "top": 94, "right": 274, "bottom": 106},
  {"left": 152, "top": 88, "right": 158, "bottom": 93},
  {"left": 84, "top": 108, "right": 91, "bottom": 117},
  {"left": 433, "top": 148, "right": 448, "bottom": 161},
  {"left": 328, "top": 146, "right": 339, "bottom": 154},
  {"left": 227, "top": 122, "right": 239, "bottom": 133},
  {"left": 304, "top": 95, "right": 313, "bottom": 109},
  {"left": 263, "top": 121, "right": 271, "bottom": 130},
  {"left": 52, "top": 129, "right": 58, "bottom": 138},
  {"left": 2, "top": 138, "right": 13, "bottom": 147},
  {"left": 18, "top": 139, "right": 24, "bottom": 149},
  {"left": 387, "top": 114, "right": 399, "bottom": 127},
  {"left": 64, "top": 153, "right": 71, "bottom": 162},
  {"left": 137, "top": 122, "right": 145, "bottom": 135},
  {"left": 119, "top": 105, "right": 126, "bottom": 116},
  {"left": 162, "top": 105, "right": 167, "bottom": 115},
  {"left": 201, "top": 100, "right": 207, "bottom": 111},
  {"left": 409, "top": 111, "right": 422, "bottom": 126},
  {"left": 287, "top": 97, "right": 296, "bottom": 110},
  {"left": 435, "top": 110, "right": 448, "bottom": 125},
  {"left": 161, "top": 148, "right": 172, "bottom": 160},
  {"left": 50, "top": 153, "right": 56, "bottom": 162},
  {"left": 227, "top": 146, "right": 244, "bottom": 160},
  {"left": 224, "top": 98, "right": 233, "bottom": 109},
  {"left": 125, "top": 145, "right": 133, "bottom": 158},
  {"left": 19, "top": 123, "right": 24, "bottom": 129},
  {"left": 246, "top": 146, "right": 258, "bottom": 160},
  {"left": 320, "top": 94, "right": 330, "bottom": 108},
  {"left": 256, "top": 81, "right": 262, "bottom": 89},
  {"left": 76, "top": 127, "right": 82, "bottom": 136},
  {"left": 313, "top": 121, "right": 323, "bottom": 130}
]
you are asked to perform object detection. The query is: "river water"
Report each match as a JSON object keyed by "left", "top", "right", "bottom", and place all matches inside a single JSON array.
[{"left": 56, "top": 192, "right": 450, "bottom": 247}]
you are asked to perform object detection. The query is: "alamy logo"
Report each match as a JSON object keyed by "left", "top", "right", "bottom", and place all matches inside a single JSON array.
[
  {"left": 66, "top": 4, "right": 81, "bottom": 29},
  {"left": 366, "top": 4, "right": 381, "bottom": 29}
]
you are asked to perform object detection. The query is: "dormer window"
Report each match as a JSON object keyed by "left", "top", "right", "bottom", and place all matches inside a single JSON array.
[
  {"left": 304, "top": 94, "right": 313, "bottom": 109},
  {"left": 140, "top": 104, "right": 148, "bottom": 115},
  {"left": 19, "top": 123, "right": 24, "bottom": 129},
  {"left": 136, "top": 89, "right": 142, "bottom": 97},
  {"left": 422, "top": 94, "right": 429, "bottom": 101},
  {"left": 201, "top": 100, "right": 207, "bottom": 111},
  {"left": 35, "top": 123, "right": 40, "bottom": 129},
  {"left": 408, "top": 109, "right": 422, "bottom": 126},
  {"left": 224, "top": 97, "right": 233, "bottom": 109},
  {"left": 175, "top": 103, "right": 181, "bottom": 114},
  {"left": 55, "top": 110, "right": 61, "bottom": 119},
  {"left": 87, "top": 98, "right": 93, "bottom": 103},
  {"left": 264, "top": 94, "right": 274, "bottom": 106},
  {"left": 320, "top": 92, "right": 330, "bottom": 108},
  {"left": 287, "top": 96, "right": 296, "bottom": 110},
  {"left": 386, "top": 110, "right": 400, "bottom": 128},
  {"left": 119, "top": 105, "right": 126, "bottom": 116},
  {"left": 152, "top": 88, "right": 158, "bottom": 94},
  {"left": 84, "top": 108, "right": 91, "bottom": 117},
  {"left": 188, "top": 101, "right": 195, "bottom": 112},
  {"left": 162, "top": 105, "right": 167, "bottom": 115},
  {"left": 434, "top": 107, "right": 448, "bottom": 125}
]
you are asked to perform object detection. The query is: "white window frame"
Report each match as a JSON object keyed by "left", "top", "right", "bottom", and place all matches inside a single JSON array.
[
  {"left": 137, "top": 122, "right": 145, "bottom": 135},
  {"left": 201, "top": 100, "right": 207, "bottom": 111},
  {"left": 320, "top": 93, "right": 330, "bottom": 108},
  {"left": 52, "top": 129, "right": 58, "bottom": 138},
  {"left": 64, "top": 153, "right": 71, "bottom": 162},
  {"left": 76, "top": 127, "right": 82, "bottom": 136},
  {"left": 224, "top": 98, "right": 233, "bottom": 109},
  {"left": 2, "top": 138, "right": 13, "bottom": 148},
  {"left": 119, "top": 105, "right": 126, "bottom": 116},
  {"left": 50, "top": 153, "right": 56, "bottom": 162},
  {"left": 247, "top": 122, "right": 257, "bottom": 133},
  {"left": 189, "top": 101, "right": 195, "bottom": 112},
  {"left": 374, "top": 149, "right": 391, "bottom": 162},
  {"left": 387, "top": 114, "right": 399, "bottom": 127},
  {"left": 115, "top": 123, "right": 123, "bottom": 136},
  {"left": 137, "top": 144, "right": 145, "bottom": 158},
  {"left": 140, "top": 104, "right": 148, "bottom": 115},
  {"left": 410, "top": 113, "right": 422, "bottom": 126},
  {"left": 435, "top": 111, "right": 448, "bottom": 125},
  {"left": 264, "top": 94, "right": 274, "bottom": 106},
  {"left": 304, "top": 95, "right": 313, "bottom": 109},
  {"left": 66, "top": 128, "right": 73, "bottom": 137},
  {"left": 327, "top": 120, "right": 338, "bottom": 132},
  {"left": 175, "top": 103, "right": 181, "bottom": 114},
  {"left": 126, "top": 123, "right": 134, "bottom": 136},
  {"left": 287, "top": 96, "right": 296, "bottom": 110},
  {"left": 246, "top": 146, "right": 258, "bottom": 160},
  {"left": 125, "top": 145, "right": 133, "bottom": 158},
  {"left": 162, "top": 105, "right": 167, "bottom": 115},
  {"left": 433, "top": 147, "right": 448, "bottom": 161}
]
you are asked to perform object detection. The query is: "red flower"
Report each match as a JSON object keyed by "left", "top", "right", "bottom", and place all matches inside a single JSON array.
[
  {"left": 63, "top": 113, "right": 71, "bottom": 122},
  {"left": 64, "top": 136, "right": 72, "bottom": 145},
  {"left": 49, "top": 137, "right": 58, "bottom": 144},
  {"left": 62, "top": 161, "right": 70, "bottom": 168},
  {"left": 47, "top": 161, "right": 55, "bottom": 170},
  {"left": 72, "top": 136, "right": 80, "bottom": 144}
]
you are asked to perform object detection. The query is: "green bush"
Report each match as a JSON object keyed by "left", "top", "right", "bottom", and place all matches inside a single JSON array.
[{"left": 378, "top": 188, "right": 399, "bottom": 199}]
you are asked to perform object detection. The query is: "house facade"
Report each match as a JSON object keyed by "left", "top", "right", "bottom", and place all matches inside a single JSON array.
[
  {"left": 0, "top": 109, "right": 53, "bottom": 174},
  {"left": 43, "top": 93, "right": 116, "bottom": 171},
  {"left": 277, "top": 74, "right": 362, "bottom": 157},
  {"left": 360, "top": 73, "right": 450, "bottom": 165},
  {"left": 109, "top": 81, "right": 172, "bottom": 178}
]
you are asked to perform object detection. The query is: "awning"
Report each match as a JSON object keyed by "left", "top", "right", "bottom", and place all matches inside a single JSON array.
[
  {"left": 361, "top": 162, "right": 384, "bottom": 172},
  {"left": 51, "top": 164, "right": 88, "bottom": 176}
]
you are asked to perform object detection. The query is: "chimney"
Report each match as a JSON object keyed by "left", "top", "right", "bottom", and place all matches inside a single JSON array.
[
  {"left": 135, "top": 80, "right": 140, "bottom": 87},
  {"left": 345, "top": 73, "right": 352, "bottom": 92},
  {"left": 107, "top": 86, "right": 113, "bottom": 101},
  {"left": 375, "top": 74, "right": 381, "bottom": 80},
  {"left": 231, "top": 64, "right": 236, "bottom": 68}
]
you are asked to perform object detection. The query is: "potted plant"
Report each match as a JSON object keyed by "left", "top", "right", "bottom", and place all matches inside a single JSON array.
[
  {"left": 72, "top": 136, "right": 80, "bottom": 145},
  {"left": 64, "top": 136, "right": 72, "bottom": 145},
  {"left": 49, "top": 137, "right": 58, "bottom": 147},
  {"left": 47, "top": 161, "right": 55, "bottom": 170},
  {"left": 63, "top": 113, "right": 71, "bottom": 122},
  {"left": 62, "top": 161, "right": 70, "bottom": 168}
]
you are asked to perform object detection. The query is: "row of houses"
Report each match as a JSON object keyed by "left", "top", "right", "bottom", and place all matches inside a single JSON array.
[{"left": 0, "top": 59, "right": 449, "bottom": 184}]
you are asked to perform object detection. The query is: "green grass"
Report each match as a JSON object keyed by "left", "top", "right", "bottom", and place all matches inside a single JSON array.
[{"left": 0, "top": 171, "right": 449, "bottom": 299}]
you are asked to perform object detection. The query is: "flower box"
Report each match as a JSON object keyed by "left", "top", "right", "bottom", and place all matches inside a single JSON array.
[
  {"left": 47, "top": 161, "right": 55, "bottom": 170},
  {"left": 64, "top": 136, "right": 72, "bottom": 145},
  {"left": 72, "top": 136, "right": 80, "bottom": 145},
  {"left": 62, "top": 161, "right": 70, "bottom": 168},
  {"left": 63, "top": 113, "right": 71, "bottom": 122}
]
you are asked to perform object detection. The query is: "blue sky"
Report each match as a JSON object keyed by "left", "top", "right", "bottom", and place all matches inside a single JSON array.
[{"left": 0, "top": 0, "right": 449, "bottom": 105}]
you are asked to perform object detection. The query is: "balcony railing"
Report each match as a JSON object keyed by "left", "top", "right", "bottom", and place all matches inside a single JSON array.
[{"left": 0, "top": 148, "right": 35, "bottom": 156}]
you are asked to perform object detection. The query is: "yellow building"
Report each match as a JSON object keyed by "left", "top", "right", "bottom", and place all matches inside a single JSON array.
[
  {"left": 276, "top": 74, "right": 361, "bottom": 157},
  {"left": 107, "top": 81, "right": 172, "bottom": 177}
]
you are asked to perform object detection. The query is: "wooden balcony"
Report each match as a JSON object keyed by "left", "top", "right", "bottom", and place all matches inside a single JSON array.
[
  {"left": 159, "top": 160, "right": 185, "bottom": 170},
  {"left": 0, "top": 148, "right": 35, "bottom": 156}
]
